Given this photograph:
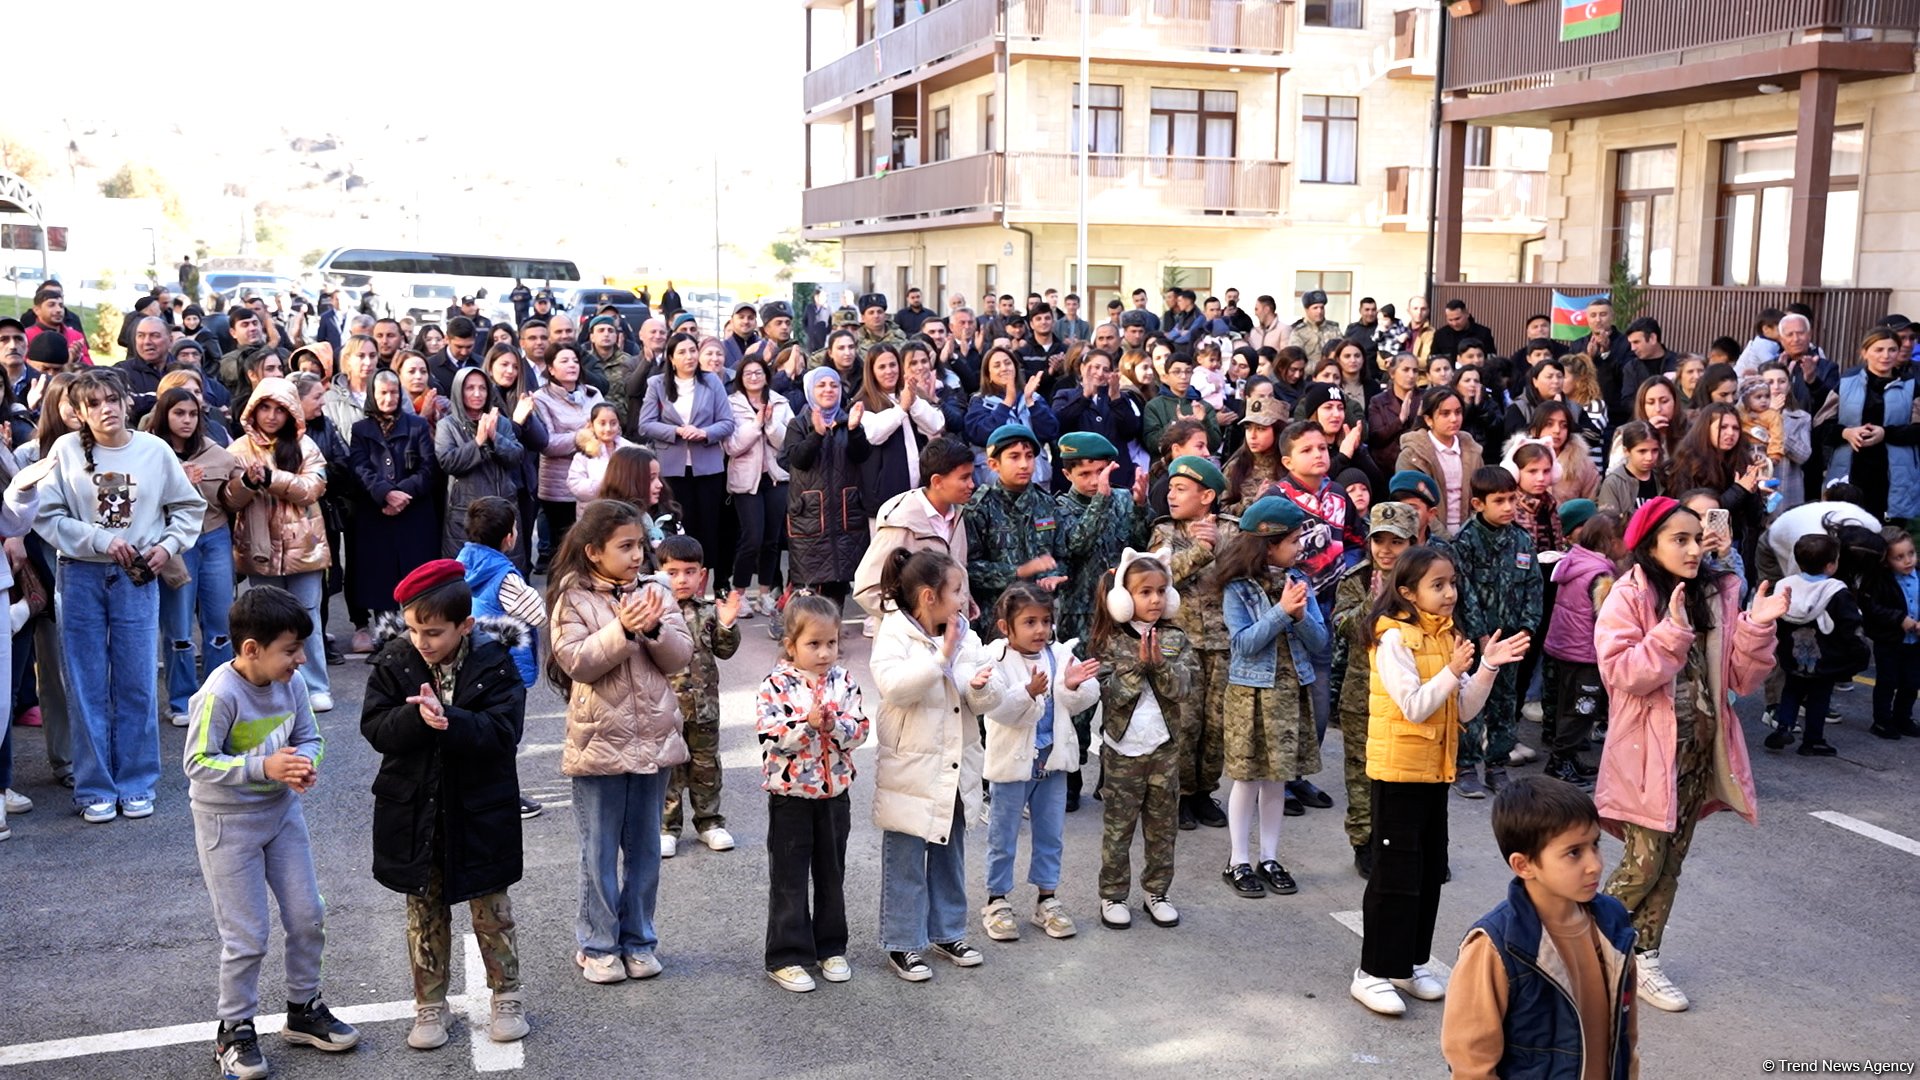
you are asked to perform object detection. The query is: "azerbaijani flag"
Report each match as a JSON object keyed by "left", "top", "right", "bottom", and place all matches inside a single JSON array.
[
  {"left": 1551, "top": 291, "right": 1611, "bottom": 342},
  {"left": 1561, "top": 0, "right": 1622, "bottom": 41}
]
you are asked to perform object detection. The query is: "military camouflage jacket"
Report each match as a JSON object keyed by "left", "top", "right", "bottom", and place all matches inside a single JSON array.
[
  {"left": 671, "top": 597, "right": 742, "bottom": 727},
  {"left": 1436, "top": 514, "right": 1542, "bottom": 642},
  {"left": 965, "top": 482, "right": 1065, "bottom": 622},
  {"left": 1149, "top": 514, "right": 1241, "bottom": 651},
  {"left": 1055, "top": 488, "right": 1150, "bottom": 638},
  {"left": 1094, "top": 624, "right": 1195, "bottom": 744}
]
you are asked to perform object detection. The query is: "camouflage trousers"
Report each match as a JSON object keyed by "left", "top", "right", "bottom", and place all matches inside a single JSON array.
[
  {"left": 1603, "top": 727, "right": 1712, "bottom": 952},
  {"left": 1339, "top": 709, "right": 1372, "bottom": 849},
  {"left": 664, "top": 719, "right": 724, "bottom": 834},
  {"left": 1099, "top": 739, "right": 1180, "bottom": 901},
  {"left": 1177, "top": 649, "right": 1229, "bottom": 798},
  {"left": 1457, "top": 664, "right": 1520, "bottom": 771},
  {"left": 406, "top": 866, "right": 519, "bottom": 1005}
]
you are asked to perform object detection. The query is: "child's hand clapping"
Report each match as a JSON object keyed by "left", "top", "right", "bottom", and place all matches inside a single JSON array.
[
  {"left": 1139, "top": 627, "right": 1162, "bottom": 669},
  {"left": 1480, "top": 630, "right": 1531, "bottom": 668},
  {"left": 716, "top": 586, "right": 744, "bottom": 627},
  {"left": 618, "top": 588, "right": 665, "bottom": 635},
  {"left": 1062, "top": 657, "right": 1101, "bottom": 691},
  {"left": 1280, "top": 578, "right": 1308, "bottom": 620},
  {"left": 407, "top": 683, "right": 449, "bottom": 729},
  {"left": 1025, "top": 663, "right": 1049, "bottom": 699},
  {"left": 970, "top": 664, "right": 994, "bottom": 690},
  {"left": 1448, "top": 636, "right": 1476, "bottom": 675},
  {"left": 264, "top": 746, "right": 316, "bottom": 792}
]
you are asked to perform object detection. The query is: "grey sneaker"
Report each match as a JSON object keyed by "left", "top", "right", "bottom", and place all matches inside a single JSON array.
[
  {"left": 488, "top": 991, "right": 528, "bottom": 1042},
  {"left": 1453, "top": 769, "right": 1490, "bottom": 799},
  {"left": 407, "top": 1003, "right": 449, "bottom": 1050},
  {"left": 1483, "top": 766, "right": 1511, "bottom": 794},
  {"left": 623, "top": 951, "right": 664, "bottom": 980}
]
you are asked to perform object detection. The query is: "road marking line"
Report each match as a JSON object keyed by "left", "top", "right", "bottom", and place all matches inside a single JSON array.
[
  {"left": 462, "top": 932, "right": 524, "bottom": 1072},
  {"left": 517, "top": 742, "right": 565, "bottom": 756},
  {"left": 1330, "top": 910, "right": 1454, "bottom": 980},
  {"left": 0, "top": 1000, "right": 416, "bottom": 1067},
  {"left": 1810, "top": 811, "right": 1920, "bottom": 857}
]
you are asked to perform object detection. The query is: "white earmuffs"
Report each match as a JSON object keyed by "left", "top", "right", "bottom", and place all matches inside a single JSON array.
[{"left": 1105, "top": 546, "right": 1180, "bottom": 623}]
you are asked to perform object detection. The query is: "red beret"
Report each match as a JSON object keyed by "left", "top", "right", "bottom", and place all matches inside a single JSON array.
[
  {"left": 394, "top": 559, "right": 468, "bottom": 607},
  {"left": 1623, "top": 496, "right": 1681, "bottom": 552}
]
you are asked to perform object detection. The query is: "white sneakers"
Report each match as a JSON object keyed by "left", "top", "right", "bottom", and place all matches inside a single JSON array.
[
  {"left": 488, "top": 991, "right": 528, "bottom": 1043},
  {"left": 81, "top": 801, "right": 117, "bottom": 824},
  {"left": 1100, "top": 900, "right": 1132, "bottom": 929},
  {"left": 310, "top": 692, "right": 334, "bottom": 714},
  {"left": 1635, "top": 950, "right": 1690, "bottom": 1012},
  {"left": 981, "top": 898, "right": 1020, "bottom": 941},
  {"left": 1351, "top": 969, "right": 1408, "bottom": 1016},
  {"left": 623, "top": 951, "right": 664, "bottom": 980},
  {"left": 769, "top": 965, "right": 816, "bottom": 993},
  {"left": 169, "top": 712, "right": 190, "bottom": 728},
  {"left": 1031, "top": 897, "right": 1076, "bottom": 939},
  {"left": 4, "top": 788, "right": 31, "bottom": 815},
  {"left": 576, "top": 951, "right": 626, "bottom": 984},
  {"left": 408, "top": 1003, "right": 448, "bottom": 1050},
  {"left": 1391, "top": 964, "right": 1448, "bottom": 1001},
  {"left": 1143, "top": 894, "right": 1180, "bottom": 928},
  {"left": 660, "top": 833, "right": 678, "bottom": 858},
  {"left": 818, "top": 955, "right": 852, "bottom": 983},
  {"left": 699, "top": 827, "right": 735, "bottom": 852},
  {"left": 1521, "top": 700, "right": 1545, "bottom": 724},
  {"left": 1508, "top": 743, "right": 1539, "bottom": 765}
]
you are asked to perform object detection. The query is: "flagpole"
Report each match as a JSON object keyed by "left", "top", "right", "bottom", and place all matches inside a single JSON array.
[{"left": 1422, "top": 0, "right": 1448, "bottom": 308}]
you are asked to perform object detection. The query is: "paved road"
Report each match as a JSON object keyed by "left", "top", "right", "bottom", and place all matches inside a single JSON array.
[{"left": 2, "top": 615, "right": 1917, "bottom": 1079}]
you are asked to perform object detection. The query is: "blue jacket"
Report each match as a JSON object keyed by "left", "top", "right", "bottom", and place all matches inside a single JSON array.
[
  {"left": 638, "top": 371, "right": 736, "bottom": 478},
  {"left": 1461, "top": 878, "right": 1637, "bottom": 1080},
  {"left": 1828, "top": 368, "right": 1919, "bottom": 518},
  {"left": 458, "top": 541, "right": 538, "bottom": 688},
  {"left": 1222, "top": 569, "right": 1327, "bottom": 688}
]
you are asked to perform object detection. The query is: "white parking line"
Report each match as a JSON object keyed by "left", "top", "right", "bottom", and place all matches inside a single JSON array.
[
  {"left": 1330, "top": 910, "right": 1454, "bottom": 980},
  {"left": 1810, "top": 811, "right": 1920, "bottom": 857},
  {"left": 0, "top": 935, "right": 521, "bottom": 1070}
]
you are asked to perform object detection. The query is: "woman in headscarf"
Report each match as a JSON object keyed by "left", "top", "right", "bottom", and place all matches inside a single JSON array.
[
  {"left": 435, "top": 366, "right": 525, "bottom": 562},
  {"left": 349, "top": 369, "right": 440, "bottom": 641}
]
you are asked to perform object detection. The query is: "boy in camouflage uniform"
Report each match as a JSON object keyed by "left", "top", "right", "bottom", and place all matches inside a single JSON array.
[
  {"left": 1329, "top": 502, "right": 1419, "bottom": 879},
  {"left": 1435, "top": 467, "right": 1540, "bottom": 799},
  {"left": 1093, "top": 549, "right": 1195, "bottom": 929},
  {"left": 1148, "top": 455, "right": 1237, "bottom": 830},
  {"left": 964, "top": 423, "right": 1067, "bottom": 639},
  {"left": 1054, "top": 431, "right": 1152, "bottom": 808},
  {"left": 655, "top": 537, "right": 743, "bottom": 855}
]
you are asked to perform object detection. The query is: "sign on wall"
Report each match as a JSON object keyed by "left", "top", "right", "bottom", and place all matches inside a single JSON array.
[{"left": 1560, "top": 0, "right": 1621, "bottom": 41}]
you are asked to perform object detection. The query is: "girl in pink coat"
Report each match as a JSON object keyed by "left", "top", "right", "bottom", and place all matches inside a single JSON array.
[{"left": 1593, "top": 496, "right": 1789, "bottom": 1015}]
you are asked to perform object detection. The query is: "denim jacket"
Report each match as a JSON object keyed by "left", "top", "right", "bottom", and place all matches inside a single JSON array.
[{"left": 1223, "top": 570, "right": 1327, "bottom": 688}]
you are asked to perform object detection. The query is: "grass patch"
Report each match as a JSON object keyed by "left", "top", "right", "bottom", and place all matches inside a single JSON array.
[{"left": 0, "top": 298, "right": 120, "bottom": 362}]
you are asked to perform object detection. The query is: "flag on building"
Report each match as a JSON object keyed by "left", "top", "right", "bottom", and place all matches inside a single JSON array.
[
  {"left": 1551, "top": 291, "right": 1611, "bottom": 341},
  {"left": 1561, "top": 0, "right": 1622, "bottom": 42}
]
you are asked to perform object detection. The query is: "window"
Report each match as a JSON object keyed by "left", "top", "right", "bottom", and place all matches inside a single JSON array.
[
  {"left": 980, "top": 92, "right": 997, "bottom": 153},
  {"left": 897, "top": 268, "right": 912, "bottom": 309},
  {"left": 857, "top": 104, "right": 876, "bottom": 178},
  {"left": 1068, "top": 263, "right": 1124, "bottom": 314},
  {"left": 1149, "top": 89, "right": 1237, "bottom": 161},
  {"left": 1716, "top": 128, "right": 1861, "bottom": 287},
  {"left": 1611, "top": 147, "right": 1676, "bottom": 286},
  {"left": 1304, "top": 0, "right": 1362, "bottom": 29},
  {"left": 1166, "top": 267, "right": 1214, "bottom": 296},
  {"left": 1299, "top": 95, "right": 1358, "bottom": 184},
  {"left": 932, "top": 264, "right": 948, "bottom": 302},
  {"left": 1466, "top": 126, "right": 1492, "bottom": 169},
  {"left": 1072, "top": 84, "right": 1124, "bottom": 154},
  {"left": 861, "top": 265, "right": 877, "bottom": 294},
  {"left": 979, "top": 263, "right": 998, "bottom": 300},
  {"left": 932, "top": 107, "right": 951, "bottom": 162},
  {"left": 1294, "top": 270, "right": 1353, "bottom": 323}
]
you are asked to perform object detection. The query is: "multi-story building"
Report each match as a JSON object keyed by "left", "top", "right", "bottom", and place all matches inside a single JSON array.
[
  {"left": 800, "top": 0, "right": 1550, "bottom": 327},
  {"left": 1430, "top": 0, "right": 1919, "bottom": 357}
]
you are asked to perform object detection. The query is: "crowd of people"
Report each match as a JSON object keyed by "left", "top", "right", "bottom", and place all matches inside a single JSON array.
[{"left": 1, "top": 271, "right": 1915, "bottom": 1079}]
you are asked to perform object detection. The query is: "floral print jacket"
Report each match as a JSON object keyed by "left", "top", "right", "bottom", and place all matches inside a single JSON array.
[{"left": 756, "top": 661, "right": 870, "bottom": 798}]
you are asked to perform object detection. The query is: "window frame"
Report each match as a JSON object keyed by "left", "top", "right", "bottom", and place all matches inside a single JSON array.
[
  {"left": 981, "top": 92, "right": 997, "bottom": 154},
  {"left": 1303, "top": 0, "right": 1363, "bottom": 30},
  {"left": 1299, "top": 94, "right": 1359, "bottom": 185},
  {"left": 1611, "top": 145, "right": 1677, "bottom": 286},
  {"left": 1294, "top": 270, "right": 1354, "bottom": 324},
  {"left": 1714, "top": 128, "right": 1861, "bottom": 287},
  {"left": 932, "top": 106, "right": 951, "bottom": 163}
]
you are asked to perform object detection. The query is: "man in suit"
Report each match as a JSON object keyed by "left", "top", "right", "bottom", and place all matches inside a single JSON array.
[
  {"left": 430, "top": 316, "right": 479, "bottom": 395},
  {"left": 317, "top": 288, "right": 351, "bottom": 353}
]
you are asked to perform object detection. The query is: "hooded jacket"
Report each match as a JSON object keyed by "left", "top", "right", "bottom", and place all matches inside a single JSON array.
[
  {"left": 853, "top": 488, "right": 972, "bottom": 619},
  {"left": 548, "top": 572, "right": 694, "bottom": 777},
  {"left": 434, "top": 366, "right": 525, "bottom": 556},
  {"left": 1773, "top": 572, "right": 1869, "bottom": 681},
  {"left": 226, "top": 377, "right": 331, "bottom": 576},
  {"left": 869, "top": 610, "right": 1000, "bottom": 842}
]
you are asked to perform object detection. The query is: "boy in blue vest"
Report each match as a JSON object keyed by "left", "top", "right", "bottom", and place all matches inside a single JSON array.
[
  {"left": 1443, "top": 776, "right": 1639, "bottom": 1079},
  {"left": 455, "top": 497, "right": 547, "bottom": 818}
]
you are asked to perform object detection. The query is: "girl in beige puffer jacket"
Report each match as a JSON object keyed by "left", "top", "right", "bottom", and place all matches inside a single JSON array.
[{"left": 546, "top": 498, "right": 694, "bottom": 982}]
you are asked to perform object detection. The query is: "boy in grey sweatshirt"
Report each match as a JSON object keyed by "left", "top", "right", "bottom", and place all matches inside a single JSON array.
[{"left": 183, "top": 587, "right": 358, "bottom": 1079}]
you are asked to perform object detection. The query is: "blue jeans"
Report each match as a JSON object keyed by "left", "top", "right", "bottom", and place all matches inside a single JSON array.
[
  {"left": 243, "top": 571, "right": 328, "bottom": 697},
  {"left": 985, "top": 768, "right": 1067, "bottom": 896},
  {"left": 573, "top": 772, "right": 667, "bottom": 957},
  {"left": 879, "top": 801, "right": 969, "bottom": 953},
  {"left": 161, "top": 528, "right": 235, "bottom": 714},
  {"left": 59, "top": 559, "right": 161, "bottom": 808}
]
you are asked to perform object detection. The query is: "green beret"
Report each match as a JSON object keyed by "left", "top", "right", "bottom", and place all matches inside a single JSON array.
[
  {"left": 987, "top": 423, "right": 1040, "bottom": 454},
  {"left": 1167, "top": 455, "right": 1225, "bottom": 494},
  {"left": 1057, "top": 431, "right": 1118, "bottom": 463},
  {"left": 1559, "top": 498, "right": 1600, "bottom": 534},
  {"left": 1238, "top": 495, "right": 1308, "bottom": 537}
]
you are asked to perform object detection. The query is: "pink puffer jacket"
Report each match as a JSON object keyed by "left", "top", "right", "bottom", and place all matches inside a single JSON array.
[
  {"left": 227, "top": 378, "right": 330, "bottom": 576},
  {"left": 550, "top": 573, "right": 694, "bottom": 777},
  {"left": 1593, "top": 565, "right": 1774, "bottom": 836}
]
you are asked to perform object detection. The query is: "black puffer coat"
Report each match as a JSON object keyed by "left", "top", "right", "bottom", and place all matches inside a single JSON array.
[
  {"left": 779, "top": 413, "right": 873, "bottom": 588},
  {"left": 361, "top": 618, "right": 529, "bottom": 902}
]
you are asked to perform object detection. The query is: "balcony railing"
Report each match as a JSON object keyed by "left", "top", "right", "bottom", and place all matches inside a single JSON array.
[
  {"left": 1388, "top": 5, "right": 1434, "bottom": 76},
  {"left": 1384, "top": 166, "right": 1546, "bottom": 230},
  {"left": 1443, "top": 0, "right": 1920, "bottom": 93},
  {"left": 804, "top": 0, "right": 1295, "bottom": 112},
  {"left": 1437, "top": 283, "right": 1891, "bottom": 367},
  {"left": 804, "top": 0, "right": 998, "bottom": 111},
  {"left": 802, "top": 152, "right": 1287, "bottom": 231},
  {"left": 1008, "top": 0, "right": 1294, "bottom": 56}
]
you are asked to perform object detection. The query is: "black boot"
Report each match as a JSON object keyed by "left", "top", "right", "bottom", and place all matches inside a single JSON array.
[
  {"left": 1065, "top": 769, "right": 1082, "bottom": 813},
  {"left": 1194, "top": 794, "right": 1228, "bottom": 828},
  {"left": 1353, "top": 844, "right": 1373, "bottom": 879},
  {"left": 1177, "top": 795, "right": 1198, "bottom": 831}
]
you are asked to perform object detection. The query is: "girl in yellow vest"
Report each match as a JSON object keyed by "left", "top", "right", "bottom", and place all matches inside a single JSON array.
[{"left": 1350, "top": 547, "right": 1530, "bottom": 1018}]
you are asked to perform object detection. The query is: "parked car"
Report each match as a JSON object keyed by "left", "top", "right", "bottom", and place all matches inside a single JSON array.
[{"left": 559, "top": 286, "right": 651, "bottom": 334}]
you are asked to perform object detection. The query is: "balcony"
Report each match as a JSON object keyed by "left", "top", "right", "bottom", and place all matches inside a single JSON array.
[
  {"left": 803, "top": 0, "right": 1295, "bottom": 114},
  {"left": 802, "top": 152, "right": 1288, "bottom": 237},
  {"left": 1442, "top": 0, "right": 1920, "bottom": 95},
  {"left": 1382, "top": 166, "right": 1546, "bottom": 234},
  {"left": 1386, "top": 5, "right": 1434, "bottom": 79}
]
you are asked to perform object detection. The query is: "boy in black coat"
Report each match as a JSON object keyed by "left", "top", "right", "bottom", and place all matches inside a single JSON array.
[
  {"left": 362, "top": 559, "right": 531, "bottom": 1050},
  {"left": 1765, "top": 534, "right": 1870, "bottom": 756}
]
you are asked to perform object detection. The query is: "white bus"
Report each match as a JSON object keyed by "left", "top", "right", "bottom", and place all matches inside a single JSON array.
[{"left": 315, "top": 247, "right": 583, "bottom": 323}]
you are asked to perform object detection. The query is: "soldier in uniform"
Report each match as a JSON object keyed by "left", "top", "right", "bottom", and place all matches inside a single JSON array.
[
  {"left": 655, "top": 537, "right": 744, "bottom": 856},
  {"left": 1329, "top": 502, "right": 1419, "bottom": 879},
  {"left": 1288, "top": 288, "right": 1346, "bottom": 359},
  {"left": 1147, "top": 455, "right": 1238, "bottom": 830},
  {"left": 964, "top": 424, "right": 1067, "bottom": 640},
  {"left": 1053, "top": 431, "right": 1152, "bottom": 809},
  {"left": 854, "top": 292, "right": 907, "bottom": 353}
]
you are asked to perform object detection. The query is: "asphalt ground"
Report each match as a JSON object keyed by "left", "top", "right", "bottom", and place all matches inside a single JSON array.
[{"left": 2, "top": 613, "right": 1917, "bottom": 1079}]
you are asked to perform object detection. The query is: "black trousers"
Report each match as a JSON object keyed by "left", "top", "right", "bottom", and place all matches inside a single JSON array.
[
  {"left": 1552, "top": 659, "right": 1606, "bottom": 759},
  {"left": 667, "top": 471, "right": 728, "bottom": 588},
  {"left": 1361, "top": 780, "right": 1449, "bottom": 979},
  {"left": 538, "top": 499, "right": 577, "bottom": 562},
  {"left": 731, "top": 482, "right": 789, "bottom": 593},
  {"left": 765, "top": 791, "right": 851, "bottom": 971}
]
